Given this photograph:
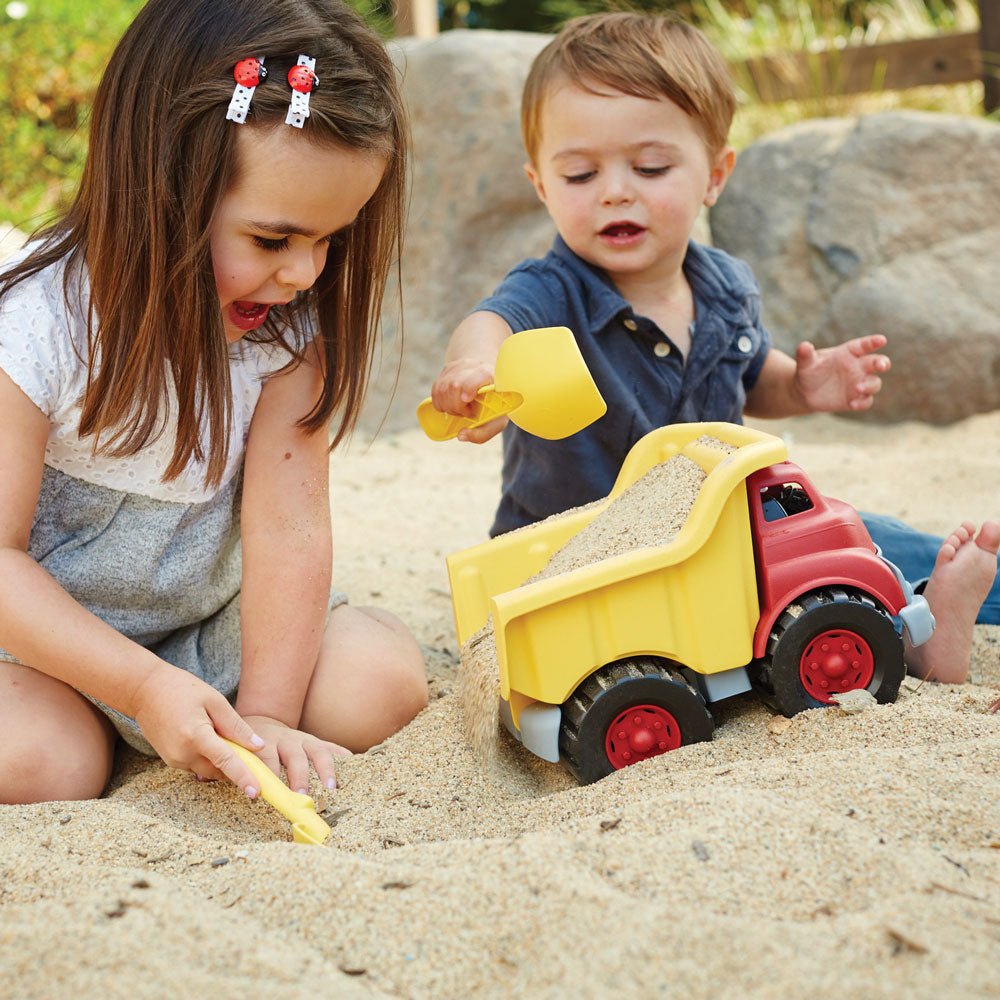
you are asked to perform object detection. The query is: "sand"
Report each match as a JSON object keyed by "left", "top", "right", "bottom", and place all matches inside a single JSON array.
[
  {"left": 3, "top": 411, "right": 1000, "bottom": 1000},
  {"left": 529, "top": 447, "right": 710, "bottom": 580}
]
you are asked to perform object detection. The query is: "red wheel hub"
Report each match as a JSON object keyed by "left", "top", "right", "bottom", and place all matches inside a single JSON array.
[
  {"left": 799, "top": 628, "right": 875, "bottom": 703},
  {"left": 605, "top": 704, "right": 682, "bottom": 769}
]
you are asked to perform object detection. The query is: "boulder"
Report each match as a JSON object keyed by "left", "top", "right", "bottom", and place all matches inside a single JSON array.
[{"left": 710, "top": 111, "right": 1000, "bottom": 424}]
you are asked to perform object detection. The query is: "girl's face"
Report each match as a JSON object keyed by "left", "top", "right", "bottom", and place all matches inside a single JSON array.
[
  {"left": 210, "top": 126, "right": 386, "bottom": 343},
  {"left": 524, "top": 80, "right": 733, "bottom": 296}
]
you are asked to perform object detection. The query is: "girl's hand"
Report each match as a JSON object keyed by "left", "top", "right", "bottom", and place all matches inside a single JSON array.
[
  {"left": 430, "top": 358, "right": 509, "bottom": 443},
  {"left": 130, "top": 665, "right": 270, "bottom": 798},
  {"left": 793, "top": 334, "right": 891, "bottom": 412},
  {"left": 239, "top": 716, "right": 352, "bottom": 793}
]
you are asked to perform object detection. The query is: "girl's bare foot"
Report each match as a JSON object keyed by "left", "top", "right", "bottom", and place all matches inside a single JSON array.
[{"left": 904, "top": 521, "right": 1000, "bottom": 684}]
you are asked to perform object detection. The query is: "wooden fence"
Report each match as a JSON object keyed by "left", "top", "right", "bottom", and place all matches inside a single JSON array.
[{"left": 740, "top": 1, "right": 999, "bottom": 111}]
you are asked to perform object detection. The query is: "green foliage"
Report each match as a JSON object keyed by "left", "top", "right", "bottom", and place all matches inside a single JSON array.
[
  {"left": 0, "top": 0, "right": 146, "bottom": 228},
  {"left": 349, "top": 0, "right": 397, "bottom": 37}
]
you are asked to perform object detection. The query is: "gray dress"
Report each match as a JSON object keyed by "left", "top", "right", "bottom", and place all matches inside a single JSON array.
[{"left": 0, "top": 252, "right": 344, "bottom": 753}]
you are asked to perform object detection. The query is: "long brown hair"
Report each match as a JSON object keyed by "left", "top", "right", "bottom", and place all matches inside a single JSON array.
[{"left": 0, "top": 0, "right": 408, "bottom": 486}]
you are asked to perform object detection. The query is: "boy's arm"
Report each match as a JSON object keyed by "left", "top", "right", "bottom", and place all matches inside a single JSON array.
[
  {"left": 744, "top": 336, "right": 890, "bottom": 419},
  {"left": 431, "top": 310, "right": 514, "bottom": 443}
]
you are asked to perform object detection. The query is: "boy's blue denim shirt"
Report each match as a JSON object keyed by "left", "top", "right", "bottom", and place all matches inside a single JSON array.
[{"left": 476, "top": 235, "right": 772, "bottom": 536}]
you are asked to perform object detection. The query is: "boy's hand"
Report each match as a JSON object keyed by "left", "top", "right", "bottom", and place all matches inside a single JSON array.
[
  {"left": 794, "top": 334, "right": 890, "bottom": 412},
  {"left": 431, "top": 358, "right": 508, "bottom": 443}
]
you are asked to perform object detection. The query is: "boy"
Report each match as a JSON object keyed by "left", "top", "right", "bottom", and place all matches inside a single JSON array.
[{"left": 430, "top": 12, "right": 999, "bottom": 682}]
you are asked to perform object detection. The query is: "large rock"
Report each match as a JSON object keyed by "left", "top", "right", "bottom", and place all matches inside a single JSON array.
[{"left": 710, "top": 111, "right": 1000, "bottom": 424}]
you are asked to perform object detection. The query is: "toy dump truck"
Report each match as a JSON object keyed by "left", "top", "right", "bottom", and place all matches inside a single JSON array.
[{"left": 448, "top": 422, "right": 933, "bottom": 784}]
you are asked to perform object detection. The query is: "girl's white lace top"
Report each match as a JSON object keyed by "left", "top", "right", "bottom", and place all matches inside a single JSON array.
[{"left": 0, "top": 249, "right": 306, "bottom": 504}]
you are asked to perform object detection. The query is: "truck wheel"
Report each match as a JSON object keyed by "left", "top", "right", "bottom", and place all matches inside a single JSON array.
[
  {"left": 559, "top": 657, "right": 714, "bottom": 785},
  {"left": 754, "top": 587, "right": 904, "bottom": 717}
]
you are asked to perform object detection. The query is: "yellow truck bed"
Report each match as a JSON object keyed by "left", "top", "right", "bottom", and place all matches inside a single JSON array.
[{"left": 447, "top": 423, "right": 789, "bottom": 721}]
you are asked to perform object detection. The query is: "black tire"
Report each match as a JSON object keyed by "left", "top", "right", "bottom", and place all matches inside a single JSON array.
[
  {"left": 559, "top": 657, "right": 714, "bottom": 785},
  {"left": 751, "top": 587, "right": 904, "bottom": 717}
]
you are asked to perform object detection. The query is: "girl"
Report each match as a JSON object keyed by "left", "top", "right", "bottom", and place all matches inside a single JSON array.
[{"left": 0, "top": 0, "right": 428, "bottom": 805}]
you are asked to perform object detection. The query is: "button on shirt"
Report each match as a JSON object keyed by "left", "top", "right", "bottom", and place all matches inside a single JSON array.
[{"left": 475, "top": 236, "right": 772, "bottom": 536}]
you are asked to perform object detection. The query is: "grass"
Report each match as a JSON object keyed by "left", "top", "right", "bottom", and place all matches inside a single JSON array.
[{"left": 0, "top": 0, "right": 990, "bottom": 229}]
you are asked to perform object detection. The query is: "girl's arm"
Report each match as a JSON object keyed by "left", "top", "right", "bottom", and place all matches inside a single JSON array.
[
  {"left": 0, "top": 367, "right": 268, "bottom": 796},
  {"left": 236, "top": 344, "right": 343, "bottom": 784}
]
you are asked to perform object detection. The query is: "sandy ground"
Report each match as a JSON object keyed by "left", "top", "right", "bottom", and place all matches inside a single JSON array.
[{"left": 3, "top": 411, "right": 1000, "bottom": 1000}]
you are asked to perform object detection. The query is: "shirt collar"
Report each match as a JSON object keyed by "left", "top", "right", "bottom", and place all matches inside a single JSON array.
[
  {"left": 683, "top": 240, "right": 759, "bottom": 325},
  {"left": 549, "top": 235, "right": 630, "bottom": 334},
  {"left": 549, "top": 235, "right": 757, "bottom": 335}
]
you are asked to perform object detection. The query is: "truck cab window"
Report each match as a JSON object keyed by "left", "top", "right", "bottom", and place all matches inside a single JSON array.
[{"left": 760, "top": 483, "right": 814, "bottom": 522}]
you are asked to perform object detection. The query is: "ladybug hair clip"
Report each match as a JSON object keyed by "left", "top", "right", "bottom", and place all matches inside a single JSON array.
[
  {"left": 285, "top": 55, "right": 319, "bottom": 128},
  {"left": 226, "top": 56, "right": 267, "bottom": 123}
]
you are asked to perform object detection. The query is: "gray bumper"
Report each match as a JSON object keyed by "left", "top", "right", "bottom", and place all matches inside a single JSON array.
[
  {"left": 880, "top": 553, "right": 936, "bottom": 647},
  {"left": 500, "top": 697, "right": 561, "bottom": 763}
]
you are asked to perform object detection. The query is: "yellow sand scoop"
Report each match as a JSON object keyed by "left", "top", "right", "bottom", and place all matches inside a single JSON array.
[
  {"left": 223, "top": 738, "right": 331, "bottom": 846},
  {"left": 417, "top": 326, "right": 607, "bottom": 441}
]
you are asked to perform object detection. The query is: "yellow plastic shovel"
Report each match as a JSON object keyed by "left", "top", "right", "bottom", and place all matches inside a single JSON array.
[
  {"left": 417, "top": 326, "right": 606, "bottom": 441},
  {"left": 223, "top": 738, "right": 331, "bottom": 846}
]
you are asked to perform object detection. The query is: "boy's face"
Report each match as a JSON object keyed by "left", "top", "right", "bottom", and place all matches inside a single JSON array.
[{"left": 525, "top": 81, "right": 733, "bottom": 292}]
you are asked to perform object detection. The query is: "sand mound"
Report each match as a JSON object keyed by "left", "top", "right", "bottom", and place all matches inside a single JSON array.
[{"left": 3, "top": 415, "right": 1000, "bottom": 999}]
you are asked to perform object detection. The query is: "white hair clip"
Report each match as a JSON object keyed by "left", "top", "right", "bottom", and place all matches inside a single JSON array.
[
  {"left": 285, "top": 54, "right": 319, "bottom": 128},
  {"left": 226, "top": 57, "right": 267, "bottom": 124}
]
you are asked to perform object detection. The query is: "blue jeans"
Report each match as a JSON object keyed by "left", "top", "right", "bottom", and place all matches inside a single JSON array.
[{"left": 860, "top": 512, "right": 1000, "bottom": 625}]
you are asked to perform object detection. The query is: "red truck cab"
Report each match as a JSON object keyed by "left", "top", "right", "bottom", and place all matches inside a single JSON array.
[{"left": 746, "top": 462, "right": 931, "bottom": 710}]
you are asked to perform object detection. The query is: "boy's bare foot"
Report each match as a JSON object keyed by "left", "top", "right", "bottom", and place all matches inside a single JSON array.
[{"left": 904, "top": 520, "right": 1000, "bottom": 684}]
